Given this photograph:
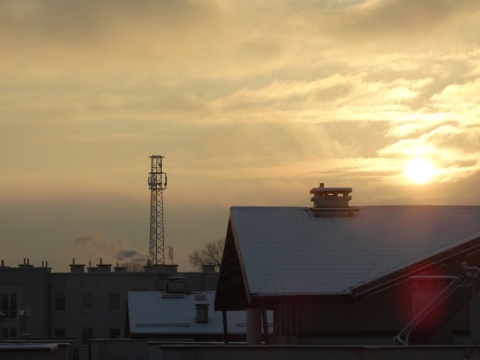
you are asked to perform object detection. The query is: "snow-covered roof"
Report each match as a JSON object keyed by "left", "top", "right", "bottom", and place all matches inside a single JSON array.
[
  {"left": 128, "top": 291, "right": 271, "bottom": 336},
  {"left": 216, "top": 205, "right": 480, "bottom": 308}
]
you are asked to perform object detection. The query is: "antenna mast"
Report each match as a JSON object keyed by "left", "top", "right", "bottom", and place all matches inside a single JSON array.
[{"left": 148, "top": 155, "right": 167, "bottom": 265}]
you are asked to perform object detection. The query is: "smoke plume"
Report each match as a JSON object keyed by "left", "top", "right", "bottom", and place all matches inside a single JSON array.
[{"left": 73, "top": 232, "right": 148, "bottom": 265}]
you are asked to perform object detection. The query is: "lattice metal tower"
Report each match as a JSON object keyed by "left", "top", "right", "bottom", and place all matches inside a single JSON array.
[{"left": 147, "top": 155, "right": 168, "bottom": 265}]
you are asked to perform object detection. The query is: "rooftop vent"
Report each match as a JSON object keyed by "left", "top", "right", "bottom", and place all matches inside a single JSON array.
[
  {"left": 96, "top": 258, "right": 112, "bottom": 273},
  {"left": 166, "top": 275, "right": 186, "bottom": 294},
  {"left": 144, "top": 261, "right": 178, "bottom": 273},
  {"left": 308, "top": 182, "right": 359, "bottom": 217},
  {"left": 114, "top": 262, "right": 127, "bottom": 273},
  {"left": 70, "top": 258, "right": 85, "bottom": 273},
  {"left": 202, "top": 264, "right": 216, "bottom": 273},
  {"left": 18, "top": 258, "right": 33, "bottom": 268},
  {"left": 195, "top": 303, "right": 209, "bottom": 323},
  {"left": 87, "top": 260, "right": 97, "bottom": 273}
]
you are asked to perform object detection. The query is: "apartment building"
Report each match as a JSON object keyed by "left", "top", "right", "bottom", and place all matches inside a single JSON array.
[{"left": 0, "top": 259, "right": 218, "bottom": 360}]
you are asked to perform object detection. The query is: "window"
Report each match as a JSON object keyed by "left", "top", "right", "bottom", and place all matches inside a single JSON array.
[
  {"left": 109, "top": 293, "right": 121, "bottom": 311},
  {"left": 82, "top": 328, "right": 93, "bottom": 345},
  {"left": 1, "top": 293, "right": 17, "bottom": 318},
  {"left": 109, "top": 328, "right": 121, "bottom": 339},
  {"left": 54, "top": 328, "right": 66, "bottom": 338},
  {"left": 3, "top": 328, "right": 17, "bottom": 338},
  {"left": 54, "top": 293, "right": 66, "bottom": 311},
  {"left": 81, "top": 293, "right": 93, "bottom": 312}
]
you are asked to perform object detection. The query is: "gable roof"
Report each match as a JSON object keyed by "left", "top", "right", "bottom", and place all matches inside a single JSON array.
[{"left": 215, "top": 205, "right": 480, "bottom": 310}]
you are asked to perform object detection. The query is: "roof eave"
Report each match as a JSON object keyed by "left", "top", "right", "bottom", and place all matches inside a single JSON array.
[
  {"left": 214, "top": 214, "right": 252, "bottom": 311},
  {"left": 352, "top": 234, "right": 480, "bottom": 298},
  {"left": 247, "top": 292, "right": 354, "bottom": 308}
]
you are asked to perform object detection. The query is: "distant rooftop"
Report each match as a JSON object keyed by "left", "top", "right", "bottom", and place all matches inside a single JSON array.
[{"left": 128, "top": 291, "right": 272, "bottom": 337}]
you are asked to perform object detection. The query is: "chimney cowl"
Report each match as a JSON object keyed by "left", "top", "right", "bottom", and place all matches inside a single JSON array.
[
  {"left": 310, "top": 183, "right": 352, "bottom": 208},
  {"left": 308, "top": 182, "right": 359, "bottom": 216}
]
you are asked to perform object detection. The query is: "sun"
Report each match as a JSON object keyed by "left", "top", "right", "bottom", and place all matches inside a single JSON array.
[{"left": 404, "top": 157, "right": 436, "bottom": 184}]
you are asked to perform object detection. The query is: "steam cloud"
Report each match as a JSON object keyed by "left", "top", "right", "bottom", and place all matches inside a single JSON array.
[
  {"left": 73, "top": 232, "right": 148, "bottom": 265},
  {"left": 116, "top": 249, "right": 149, "bottom": 263}
]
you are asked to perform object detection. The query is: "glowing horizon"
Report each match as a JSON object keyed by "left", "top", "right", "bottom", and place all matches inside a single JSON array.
[{"left": 1, "top": 0, "right": 480, "bottom": 272}]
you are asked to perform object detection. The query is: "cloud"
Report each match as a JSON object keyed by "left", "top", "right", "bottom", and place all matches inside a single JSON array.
[
  {"left": 116, "top": 249, "right": 149, "bottom": 264},
  {"left": 0, "top": 0, "right": 221, "bottom": 48},
  {"left": 0, "top": 0, "right": 225, "bottom": 81},
  {"left": 379, "top": 120, "right": 480, "bottom": 183},
  {"left": 317, "top": 0, "right": 480, "bottom": 44},
  {"left": 430, "top": 78, "right": 480, "bottom": 122},
  {"left": 2, "top": 0, "right": 479, "bottom": 83},
  {"left": 73, "top": 232, "right": 148, "bottom": 265},
  {"left": 2, "top": 0, "right": 480, "bottom": 274}
]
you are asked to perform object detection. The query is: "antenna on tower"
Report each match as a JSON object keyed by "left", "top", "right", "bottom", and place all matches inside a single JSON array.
[
  {"left": 147, "top": 155, "right": 167, "bottom": 265},
  {"left": 168, "top": 246, "right": 173, "bottom": 265}
]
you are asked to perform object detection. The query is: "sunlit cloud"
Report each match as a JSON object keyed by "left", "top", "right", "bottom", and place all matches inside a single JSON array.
[{"left": 1, "top": 0, "right": 480, "bottom": 271}]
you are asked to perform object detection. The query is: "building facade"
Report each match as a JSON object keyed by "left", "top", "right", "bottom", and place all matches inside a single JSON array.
[
  {"left": 215, "top": 184, "right": 480, "bottom": 346},
  {"left": 0, "top": 259, "right": 219, "bottom": 360}
]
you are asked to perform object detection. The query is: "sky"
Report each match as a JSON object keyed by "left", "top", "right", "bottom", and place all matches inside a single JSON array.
[{"left": 1, "top": 0, "right": 480, "bottom": 272}]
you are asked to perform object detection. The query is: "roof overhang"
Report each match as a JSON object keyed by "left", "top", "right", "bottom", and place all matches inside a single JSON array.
[
  {"left": 352, "top": 233, "right": 480, "bottom": 298},
  {"left": 248, "top": 293, "right": 354, "bottom": 309},
  {"left": 214, "top": 216, "right": 251, "bottom": 311}
]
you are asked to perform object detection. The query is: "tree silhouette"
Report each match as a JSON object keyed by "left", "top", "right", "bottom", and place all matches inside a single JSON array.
[
  {"left": 119, "top": 261, "right": 145, "bottom": 272},
  {"left": 189, "top": 239, "right": 224, "bottom": 272}
]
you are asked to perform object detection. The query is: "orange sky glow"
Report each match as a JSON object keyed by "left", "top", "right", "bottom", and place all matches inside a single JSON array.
[{"left": 1, "top": 0, "right": 480, "bottom": 271}]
